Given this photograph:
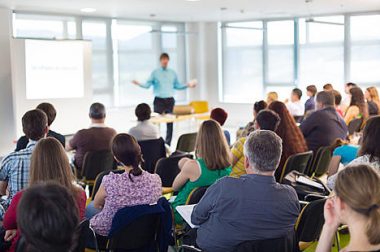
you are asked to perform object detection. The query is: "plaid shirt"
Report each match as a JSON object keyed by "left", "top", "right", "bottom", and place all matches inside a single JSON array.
[{"left": 0, "top": 140, "right": 37, "bottom": 218}]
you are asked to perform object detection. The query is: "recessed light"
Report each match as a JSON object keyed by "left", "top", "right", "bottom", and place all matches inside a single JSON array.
[
  {"left": 80, "top": 8, "right": 96, "bottom": 13},
  {"left": 186, "top": 0, "right": 201, "bottom": 2}
]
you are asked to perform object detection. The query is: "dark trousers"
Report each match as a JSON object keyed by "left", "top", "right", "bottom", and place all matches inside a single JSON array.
[{"left": 154, "top": 97, "right": 175, "bottom": 145}]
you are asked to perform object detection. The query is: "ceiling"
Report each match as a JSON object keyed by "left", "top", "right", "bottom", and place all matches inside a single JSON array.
[{"left": 0, "top": 0, "right": 379, "bottom": 22}]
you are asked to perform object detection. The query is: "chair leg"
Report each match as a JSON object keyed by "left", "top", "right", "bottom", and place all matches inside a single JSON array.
[{"left": 335, "top": 232, "right": 341, "bottom": 251}]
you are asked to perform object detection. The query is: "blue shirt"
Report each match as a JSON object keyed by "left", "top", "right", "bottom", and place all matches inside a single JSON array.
[
  {"left": 333, "top": 145, "right": 359, "bottom": 165},
  {"left": 192, "top": 174, "right": 300, "bottom": 252},
  {"left": 0, "top": 140, "right": 37, "bottom": 217},
  {"left": 140, "top": 67, "right": 187, "bottom": 98},
  {"left": 305, "top": 97, "right": 316, "bottom": 113}
]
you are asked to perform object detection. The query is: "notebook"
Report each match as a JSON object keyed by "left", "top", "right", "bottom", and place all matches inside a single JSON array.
[
  {"left": 176, "top": 204, "right": 199, "bottom": 228},
  {"left": 296, "top": 176, "right": 324, "bottom": 190}
]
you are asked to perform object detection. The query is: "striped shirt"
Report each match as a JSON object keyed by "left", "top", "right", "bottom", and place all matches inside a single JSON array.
[{"left": 0, "top": 140, "right": 37, "bottom": 218}]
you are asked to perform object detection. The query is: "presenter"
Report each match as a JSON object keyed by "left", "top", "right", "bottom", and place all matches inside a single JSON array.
[{"left": 132, "top": 53, "right": 196, "bottom": 145}]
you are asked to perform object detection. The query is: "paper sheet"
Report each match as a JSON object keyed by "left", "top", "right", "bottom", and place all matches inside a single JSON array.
[{"left": 176, "top": 204, "right": 199, "bottom": 228}]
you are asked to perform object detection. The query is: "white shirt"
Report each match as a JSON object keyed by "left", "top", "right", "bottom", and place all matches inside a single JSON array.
[
  {"left": 287, "top": 101, "right": 305, "bottom": 116},
  {"left": 128, "top": 120, "right": 160, "bottom": 141}
]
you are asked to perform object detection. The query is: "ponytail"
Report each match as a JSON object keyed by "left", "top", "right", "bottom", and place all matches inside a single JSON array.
[
  {"left": 128, "top": 153, "right": 143, "bottom": 182},
  {"left": 367, "top": 206, "right": 380, "bottom": 245}
]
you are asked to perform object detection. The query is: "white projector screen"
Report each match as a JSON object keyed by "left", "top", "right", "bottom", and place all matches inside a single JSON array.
[{"left": 25, "top": 40, "right": 85, "bottom": 99}]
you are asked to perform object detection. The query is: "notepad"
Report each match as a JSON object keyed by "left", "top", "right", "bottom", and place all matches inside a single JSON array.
[
  {"left": 176, "top": 204, "right": 199, "bottom": 228},
  {"left": 296, "top": 176, "right": 324, "bottom": 190}
]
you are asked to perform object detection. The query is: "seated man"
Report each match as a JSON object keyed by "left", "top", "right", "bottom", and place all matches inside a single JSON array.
[
  {"left": 210, "top": 108, "right": 230, "bottom": 145},
  {"left": 128, "top": 103, "right": 160, "bottom": 141},
  {"left": 0, "top": 109, "right": 48, "bottom": 218},
  {"left": 286, "top": 88, "right": 305, "bottom": 117},
  {"left": 67, "top": 103, "right": 117, "bottom": 171},
  {"left": 300, "top": 91, "right": 348, "bottom": 153},
  {"left": 15, "top": 102, "right": 65, "bottom": 151},
  {"left": 192, "top": 130, "right": 300, "bottom": 252}
]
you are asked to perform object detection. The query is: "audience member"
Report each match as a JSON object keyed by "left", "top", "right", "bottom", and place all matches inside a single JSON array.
[
  {"left": 231, "top": 110, "right": 281, "bottom": 178},
  {"left": 327, "top": 116, "right": 380, "bottom": 189},
  {"left": 0, "top": 109, "right": 48, "bottom": 218},
  {"left": 365, "top": 86, "right": 380, "bottom": 116},
  {"left": 240, "top": 100, "right": 268, "bottom": 138},
  {"left": 128, "top": 103, "right": 160, "bottom": 141},
  {"left": 210, "top": 107, "right": 231, "bottom": 146},
  {"left": 16, "top": 183, "right": 80, "bottom": 252},
  {"left": 323, "top": 83, "right": 334, "bottom": 91},
  {"left": 305, "top": 85, "right": 317, "bottom": 114},
  {"left": 332, "top": 90, "right": 344, "bottom": 117},
  {"left": 3, "top": 137, "right": 86, "bottom": 252},
  {"left": 87, "top": 133, "right": 161, "bottom": 236},
  {"left": 342, "top": 82, "right": 358, "bottom": 111},
  {"left": 266, "top": 92, "right": 278, "bottom": 105},
  {"left": 171, "top": 120, "right": 231, "bottom": 224},
  {"left": 67, "top": 103, "right": 117, "bottom": 171},
  {"left": 268, "top": 101, "right": 308, "bottom": 181},
  {"left": 317, "top": 165, "right": 380, "bottom": 252},
  {"left": 331, "top": 139, "right": 359, "bottom": 166},
  {"left": 15, "top": 103, "right": 65, "bottom": 151},
  {"left": 344, "top": 87, "right": 369, "bottom": 125},
  {"left": 300, "top": 91, "right": 348, "bottom": 153},
  {"left": 286, "top": 88, "right": 305, "bottom": 117},
  {"left": 192, "top": 130, "right": 300, "bottom": 252}
]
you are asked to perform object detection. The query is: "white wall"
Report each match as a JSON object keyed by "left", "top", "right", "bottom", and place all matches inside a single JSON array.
[{"left": 0, "top": 9, "right": 16, "bottom": 156}]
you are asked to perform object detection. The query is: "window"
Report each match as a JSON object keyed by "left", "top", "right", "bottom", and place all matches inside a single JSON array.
[
  {"left": 266, "top": 20, "right": 294, "bottom": 84},
  {"left": 350, "top": 15, "right": 380, "bottom": 84},
  {"left": 221, "top": 22, "right": 264, "bottom": 103},
  {"left": 298, "top": 16, "right": 344, "bottom": 90}
]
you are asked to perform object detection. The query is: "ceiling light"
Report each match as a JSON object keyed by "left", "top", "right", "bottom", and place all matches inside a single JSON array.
[
  {"left": 80, "top": 8, "right": 96, "bottom": 13},
  {"left": 186, "top": 0, "right": 201, "bottom": 2}
]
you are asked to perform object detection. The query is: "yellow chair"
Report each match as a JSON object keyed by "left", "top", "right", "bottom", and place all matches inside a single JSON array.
[{"left": 189, "top": 101, "right": 209, "bottom": 114}]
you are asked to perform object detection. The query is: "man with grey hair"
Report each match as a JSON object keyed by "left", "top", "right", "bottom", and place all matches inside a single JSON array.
[
  {"left": 300, "top": 91, "right": 347, "bottom": 152},
  {"left": 191, "top": 130, "right": 299, "bottom": 252}
]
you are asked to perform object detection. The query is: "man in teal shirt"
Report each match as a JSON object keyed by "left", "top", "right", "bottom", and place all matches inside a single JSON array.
[{"left": 133, "top": 53, "right": 196, "bottom": 145}]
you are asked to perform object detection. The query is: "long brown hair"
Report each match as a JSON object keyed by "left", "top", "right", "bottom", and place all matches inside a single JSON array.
[
  {"left": 335, "top": 164, "right": 380, "bottom": 245},
  {"left": 30, "top": 137, "right": 78, "bottom": 194},
  {"left": 268, "top": 101, "right": 308, "bottom": 178},
  {"left": 195, "top": 120, "right": 231, "bottom": 170},
  {"left": 367, "top": 87, "right": 380, "bottom": 115},
  {"left": 350, "top": 87, "right": 369, "bottom": 120}
]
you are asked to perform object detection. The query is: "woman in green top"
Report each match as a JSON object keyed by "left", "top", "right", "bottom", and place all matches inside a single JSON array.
[{"left": 172, "top": 120, "right": 232, "bottom": 224}]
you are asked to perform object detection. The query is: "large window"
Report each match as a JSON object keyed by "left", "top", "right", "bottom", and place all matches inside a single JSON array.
[{"left": 13, "top": 13, "right": 187, "bottom": 107}]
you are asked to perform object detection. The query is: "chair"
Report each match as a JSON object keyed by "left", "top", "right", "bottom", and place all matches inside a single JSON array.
[
  {"left": 91, "top": 169, "right": 125, "bottom": 200},
  {"left": 234, "top": 231, "right": 299, "bottom": 252},
  {"left": 107, "top": 214, "right": 161, "bottom": 252},
  {"left": 186, "top": 186, "right": 208, "bottom": 205},
  {"left": 293, "top": 116, "right": 304, "bottom": 124},
  {"left": 295, "top": 198, "right": 326, "bottom": 251},
  {"left": 155, "top": 154, "right": 193, "bottom": 187},
  {"left": 139, "top": 138, "right": 166, "bottom": 173},
  {"left": 73, "top": 219, "right": 99, "bottom": 252},
  {"left": 81, "top": 150, "right": 117, "bottom": 188},
  {"left": 308, "top": 147, "right": 332, "bottom": 178},
  {"left": 176, "top": 133, "right": 197, "bottom": 153},
  {"left": 279, "top": 151, "right": 313, "bottom": 183},
  {"left": 189, "top": 101, "right": 209, "bottom": 114},
  {"left": 347, "top": 118, "right": 363, "bottom": 135}
]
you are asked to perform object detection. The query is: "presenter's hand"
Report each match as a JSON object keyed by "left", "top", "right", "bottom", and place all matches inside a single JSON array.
[
  {"left": 187, "top": 82, "right": 196, "bottom": 88},
  {"left": 132, "top": 80, "right": 141, "bottom": 86}
]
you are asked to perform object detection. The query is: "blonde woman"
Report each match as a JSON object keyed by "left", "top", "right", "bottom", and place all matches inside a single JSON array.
[
  {"left": 317, "top": 164, "right": 380, "bottom": 252},
  {"left": 266, "top": 91, "right": 278, "bottom": 105},
  {"left": 171, "top": 120, "right": 232, "bottom": 224},
  {"left": 365, "top": 86, "right": 380, "bottom": 115}
]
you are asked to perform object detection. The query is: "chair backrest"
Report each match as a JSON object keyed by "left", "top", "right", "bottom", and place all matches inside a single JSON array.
[
  {"left": 81, "top": 150, "right": 116, "bottom": 181},
  {"left": 293, "top": 116, "right": 304, "bottom": 124},
  {"left": 311, "top": 147, "right": 332, "bottom": 177},
  {"left": 91, "top": 169, "right": 125, "bottom": 200},
  {"left": 107, "top": 213, "right": 161, "bottom": 251},
  {"left": 279, "top": 151, "right": 313, "bottom": 183},
  {"left": 189, "top": 101, "right": 209, "bottom": 114},
  {"left": 176, "top": 133, "right": 197, "bottom": 153},
  {"left": 186, "top": 186, "right": 208, "bottom": 205},
  {"left": 234, "top": 230, "right": 299, "bottom": 252},
  {"left": 155, "top": 154, "right": 193, "bottom": 187},
  {"left": 138, "top": 138, "right": 166, "bottom": 173},
  {"left": 295, "top": 198, "right": 326, "bottom": 243},
  {"left": 348, "top": 118, "right": 363, "bottom": 135},
  {"left": 73, "top": 219, "right": 98, "bottom": 252}
]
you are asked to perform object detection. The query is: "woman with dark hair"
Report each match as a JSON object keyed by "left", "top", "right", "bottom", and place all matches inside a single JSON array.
[
  {"left": 87, "top": 133, "right": 162, "bottom": 236},
  {"left": 240, "top": 100, "right": 268, "bottom": 138},
  {"left": 327, "top": 116, "right": 380, "bottom": 189},
  {"left": 268, "top": 101, "right": 308, "bottom": 181},
  {"left": 344, "top": 87, "right": 369, "bottom": 125}
]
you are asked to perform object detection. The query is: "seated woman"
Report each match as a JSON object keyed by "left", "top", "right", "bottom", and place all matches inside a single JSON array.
[
  {"left": 87, "top": 133, "right": 162, "bottom": 236},
  {"left": 344, "top": 87, "right": 369, "bottom": 125},
  {"left": 210, "top": 107, "right": 231, "bottom": 146},
  {"left": 3, "top": 137, "right": 86, "bottom": 252},
  {"left": 327, "top": 116, "right": 380, "bottom": 189},
  {"left": 331, "top": 139, "right": 359, "bottom": 166},
  {"left": 316, "top": 164, "right": 380, "bottom": 252},
  {"left": 171, "top": 120, "right": 232, "bottom": 224},
  {"left": 365, "top": 86, "right": 380, "bottom": 116}
]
